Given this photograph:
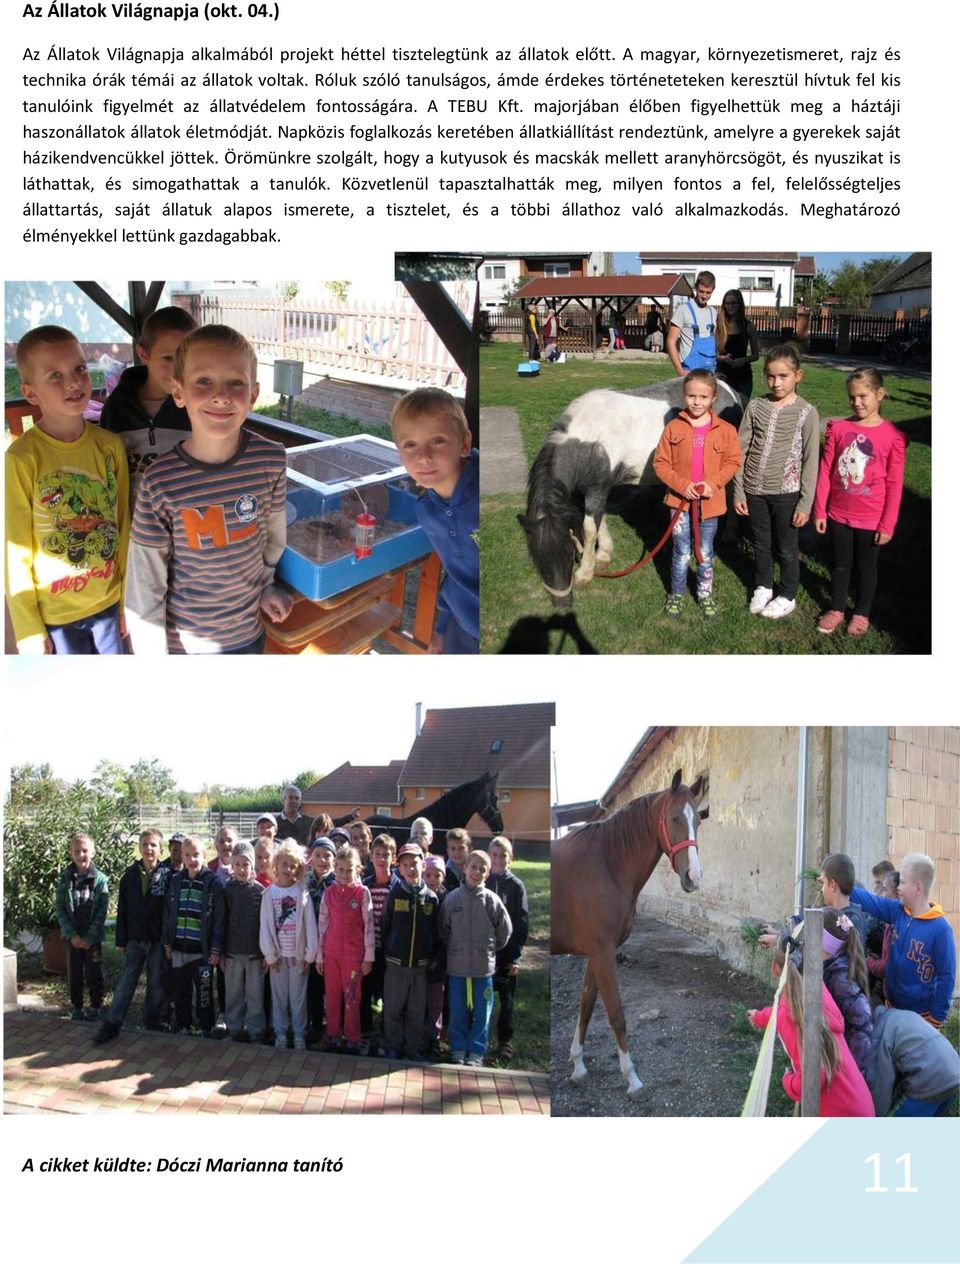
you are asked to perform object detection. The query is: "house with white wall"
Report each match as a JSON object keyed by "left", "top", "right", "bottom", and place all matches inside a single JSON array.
[{"left": 636, "top": 253, "right": 815, "bottom": 309}]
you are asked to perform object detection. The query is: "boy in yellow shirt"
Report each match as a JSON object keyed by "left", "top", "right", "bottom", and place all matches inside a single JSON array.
[{"left": 6, "top": 326, "right": 129, "bottom": 653}]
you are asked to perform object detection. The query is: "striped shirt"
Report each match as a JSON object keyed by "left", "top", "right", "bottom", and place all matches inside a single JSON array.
[
  {"left": 130, "top": 429, "right": 286, "bottom": 652},
  {"left": 173, "top": 875, "right": 205, "bottom": 953},
  {"left": 366, "top": 879, "right": 393, "bottom": 949}
]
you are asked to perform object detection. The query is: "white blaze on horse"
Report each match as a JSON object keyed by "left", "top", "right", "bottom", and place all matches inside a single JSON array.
[
  {"left": 837, "top": 433, "right": 874, "bottom": 489},
  {"left": 518, "top": 378, "right": 744, "bottom": 606},
  {"left": 551, "top": 770, "right": 707, "bottom": 1099}
]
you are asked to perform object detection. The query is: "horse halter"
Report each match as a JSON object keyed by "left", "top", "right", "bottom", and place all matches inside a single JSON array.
[
  {"left": 540, "top": 530, "right": 583, "bottom": 600},
  {"left": 657, "top": 795, "right": 698, "bottom": 862}
]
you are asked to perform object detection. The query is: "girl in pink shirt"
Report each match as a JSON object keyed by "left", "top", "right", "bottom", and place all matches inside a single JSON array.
[
  {"left": 749, "top": 947, "right": 875, "bottom": 1117},
  {"left": 316, "top": 845, "right": 375, "bottom": 1051},
  {"left": 813, "top": 368, "right": 907, "bottom": 637}
]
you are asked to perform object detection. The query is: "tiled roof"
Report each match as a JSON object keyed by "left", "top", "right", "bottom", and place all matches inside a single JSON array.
[
  {"left": 401, "top": 703, "right": 555, "bottom": 788},
  {"left": 304, "top": 761, "right": 405, "bottom": 804},
  {"left": 796, "top": 256, "right": 817, "bottom": 277},
  {"left": 515, "top": 275, "right": 690, "bottom": 300},
  {"left": 639, "top": 252, "right": 800, "bottom": 263},
  {"left": 869, "top": 252, "right": 932, "bottom": 295}
]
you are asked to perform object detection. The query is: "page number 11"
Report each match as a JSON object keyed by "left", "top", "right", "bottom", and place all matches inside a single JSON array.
[{"left": 865, "top": 1152, "right": 919, "bottom": 1193}]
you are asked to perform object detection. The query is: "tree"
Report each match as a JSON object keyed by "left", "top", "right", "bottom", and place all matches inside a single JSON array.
[
  {"left": 4, "top": 772, "right": 136, "bottom": 940},
  {"left": 125, "top": 758, "right": 177, "bottom": 804},
  {"left": 796, "top": 270, "right": 831, "bottom": 306},
  {"left": 90, "top": 758, "right": 128, "bottom": 799},
  {"left": 321, "top": 280, "right": 351, "bottom": 303},
  {"left": 829, "top": 257, "right": 901, "bottom": 307},
  {"left": 291, "top": 770, "right": 321, "bottom": 793}
]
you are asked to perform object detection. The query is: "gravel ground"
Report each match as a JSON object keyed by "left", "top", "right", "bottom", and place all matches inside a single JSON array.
[{"left": 551, "top": 914, "right": 769, "bottom": 1117}]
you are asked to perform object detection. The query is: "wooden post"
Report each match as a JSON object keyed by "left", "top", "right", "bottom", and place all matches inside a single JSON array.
[{"left": 801, "top": 906, "right": 823, "bottom": 1118}]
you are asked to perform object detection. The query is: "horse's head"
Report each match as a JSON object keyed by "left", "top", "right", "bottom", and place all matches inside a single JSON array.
[
  {"left": 658, "top": 768, "right": 708, "bottom": 892},
  {"left": 517, "top": 508, "right": 583, "bottom": 609},
  {"left": 478, "top": 771, "right": 504, "bottom": 835}
]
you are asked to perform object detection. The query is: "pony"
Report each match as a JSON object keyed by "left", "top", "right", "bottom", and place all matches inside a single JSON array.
[
  {"left": 363, "top": 770, "right": 503, "bottom": 851},
  {"left": 551, "top": 769, "right": 707, "bottom": 1099},
  {"left": 518, "top": 378, "right": 744, "bottom": 606}
]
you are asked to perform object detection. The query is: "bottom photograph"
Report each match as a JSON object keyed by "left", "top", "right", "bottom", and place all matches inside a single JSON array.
[
  {"left": 550, "top": 724, "right": 959, "bottom": 1119},
  {"left": 3, "top": 662, "right": 552, "bottom": 1117}
]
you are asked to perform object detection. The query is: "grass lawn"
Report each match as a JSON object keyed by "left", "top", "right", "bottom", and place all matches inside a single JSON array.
[
  {"left": 480, "top": 343, "right": 931, "bottom": 655},
  {"left": 254, "top": 398, "right": 390, "bottom": 441}
]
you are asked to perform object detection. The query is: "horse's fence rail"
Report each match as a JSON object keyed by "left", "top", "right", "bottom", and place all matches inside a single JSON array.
[{"left": 176, "top": 295, "right": 465, "bottom": 393}]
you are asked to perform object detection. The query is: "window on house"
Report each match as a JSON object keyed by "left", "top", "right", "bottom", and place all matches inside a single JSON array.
[
  {"left": 483, "top": 265, "right": 506, "bottom": 280},
  {"left": 415, "top": 788, "right": 425, "bottom": 799},
  {"left": 543, "top": 262, "right": 571, "bottom": 277},
  {"left": 500, "top": 790, "right": 512, "bottom": 804},
  {"left": 739, "top": 275, "right": 774, "bottom": 291},
  {"left": 375, "top": 807, "right": 393, "bottom": 817},
  {"left": 490, "top": 740, "right": 503, "bottom": 753}
]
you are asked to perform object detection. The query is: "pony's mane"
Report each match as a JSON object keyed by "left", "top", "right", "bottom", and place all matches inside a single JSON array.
[{"left": 570, "top": 792, "right": 656, "bottom": 860}]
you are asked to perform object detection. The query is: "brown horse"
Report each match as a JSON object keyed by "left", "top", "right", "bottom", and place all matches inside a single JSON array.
[{"left": 551, "top": 769, "right": 707, "bottom": 1098}]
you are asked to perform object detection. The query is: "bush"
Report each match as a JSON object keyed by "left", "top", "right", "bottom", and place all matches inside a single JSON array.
[{"left": 4, "top": 771, "right": 137, "bottom": 941}]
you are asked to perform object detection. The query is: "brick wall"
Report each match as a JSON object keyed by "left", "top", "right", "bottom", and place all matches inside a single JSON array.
[
  {"left": 886, "top": 727, "right": 960, "bottom": 948},
  {"left": 300, "top": 379, "right": 406, "bottom": 430}
]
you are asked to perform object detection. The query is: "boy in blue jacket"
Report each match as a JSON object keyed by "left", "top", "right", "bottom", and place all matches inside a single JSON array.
[
  {"left": 391, "top": 387, "right": 478, "bottom": 655},
  {"left": 850, "top": 852, "right": 956, "bottom": 1029}
]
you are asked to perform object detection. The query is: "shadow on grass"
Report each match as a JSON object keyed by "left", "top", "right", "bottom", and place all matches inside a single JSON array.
[{"left": 499, "top": 613, "right": 599, "bottom": 654}]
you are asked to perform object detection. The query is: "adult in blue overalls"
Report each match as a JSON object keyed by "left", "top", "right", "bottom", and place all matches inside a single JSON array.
[{"left": 666, "top": 271, "right": 717, "bottom": 376}]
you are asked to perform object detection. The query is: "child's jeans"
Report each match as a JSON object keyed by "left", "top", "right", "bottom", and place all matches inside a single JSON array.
[
  {"left": 270, "top": 957, "right": 308, "bottom": 1043},
  {"left": 441, "top": 621, "right": 479, "bottom": 655},
  {"left": 47, "top": 602, "right": 122, "bottom": 655},
  {"left": 670, "top": 510, "right": 717, "bottom": 598},
  {"left": 746, "top": 492, "right": 800, "bottom": 598},
  {"left": 324, "top": 953, "right": 363, "bottom": 1044},
  {"left": 382, "top": 961, "right": 428, "bottom": 1056},
  {"left": 306, "top": 964, "right": 325, "bottom": 1036},
  {"left": 360, "top": 946, "right": 386, "bottom": 1035},
  {"left": 223, "top": 955, "right": 265, "bottom": 1040},
  {"left": 493, "top": 969, "right": 518, "bottom": 1044},
  {"left": 106, "top": 939, "right": 165, "bottom": 1027},
  {"left": 829, "top": 520, "right": 880, "bottom": 616},
  {"left": 424, "top": 978, "right": 444, "bottom": 1047},
  {"left": 170, "top": 956, "right": 216, "bottom": 1031},
  {"left": 67, "top": 942, "right": 104, "bottom": 1011},
  {"left": 447, "top": 974, "right": 495, "bottom": 1058}
]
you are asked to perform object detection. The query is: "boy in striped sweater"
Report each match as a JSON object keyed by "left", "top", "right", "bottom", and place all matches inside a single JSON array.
[
  {"left": 125, "top": 325, "right": 293, "bottom": 654},
  {"left": 162, "top": 837, "right": 225, "bottom": 1034}
]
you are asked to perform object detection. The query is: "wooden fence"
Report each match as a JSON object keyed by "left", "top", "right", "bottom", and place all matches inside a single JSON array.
[
  {"left": 485, "top": 303, "right": 931, "bottom": 357},
  {"left": 177, "top": 296, "right": 465, "bottom": 392}
]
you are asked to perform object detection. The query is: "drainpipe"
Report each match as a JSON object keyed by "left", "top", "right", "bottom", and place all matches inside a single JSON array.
[{"left": 794, "top": 726, "right": 808, "bottom": 917}]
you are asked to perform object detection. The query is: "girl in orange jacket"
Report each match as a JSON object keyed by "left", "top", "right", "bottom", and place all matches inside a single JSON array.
[{"left": 653, "top": 370, "right": 741, "bottom": 619}]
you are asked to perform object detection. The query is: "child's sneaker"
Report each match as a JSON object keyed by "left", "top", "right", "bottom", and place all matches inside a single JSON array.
[
  {"left": 498, "top": 1041, "right": 514, "bottom": 1062},
  {"left": 749, "top": 586, "right": 773, "bottom": 614},
  {"left": 817, "top": 609, "right": 845, "bottom": 634},
  {"left": 698, "top": 593, "right": 718, "bottom": 620},
  {"left": 292, "top": 1038, "right": 307, "bottom": 1051},
  {"left": 465, "top": 1054, "right": 483, "bottom": 1067},
  {"left": 70, "top": 1007, "right": 85, "bottom": 1022},
  {"left": 760, "top": 596, "right": 796, "bottom": 620},
  {"left": 663, "top": 593, "right": 684, "bottom": 617},
  {"left": 84, "top": 1006, "right": 103, "bottom": 1023},
  {"left": 847, "top": 614, "right": 870, "bottom": 637},
  {"left": 93, "top": 1020, "right": 119, "bottom": 1044},
  {"left": 450, "top": 1050, "right": 466, "bottom": 1064}
]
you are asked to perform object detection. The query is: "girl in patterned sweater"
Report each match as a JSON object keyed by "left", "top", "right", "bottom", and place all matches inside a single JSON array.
[{"left": 732, "top": 344, "right": 820, "bottom": 620}]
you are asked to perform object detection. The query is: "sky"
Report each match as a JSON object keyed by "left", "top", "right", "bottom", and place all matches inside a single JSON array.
[
  {"left": 612, "top": 251, "right": 906, "bottom": 276},
  {"left": 3, "top": 658, "right": 644, "bottom": 806}
]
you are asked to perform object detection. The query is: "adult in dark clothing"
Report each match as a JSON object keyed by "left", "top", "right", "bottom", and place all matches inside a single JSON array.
[
  {"left": 486, "top": 837, "right": 529, "bottom": 1059},
  {"left": 715, "top": 290, "right": 760, "bottom": 407},
  {"left": 275, "top": 785, "right": 313, "bottom": 848}
]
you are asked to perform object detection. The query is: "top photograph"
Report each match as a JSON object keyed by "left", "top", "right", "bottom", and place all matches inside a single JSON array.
[
  {"left": 475, "top": 249, "right": 930, "bottom": 656},
  {"left": 5, "top": 275, "right": 479, "bottom": 656}
]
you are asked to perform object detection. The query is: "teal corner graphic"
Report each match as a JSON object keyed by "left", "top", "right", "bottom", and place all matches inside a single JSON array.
[{"left": 685, "top": 1120, "right": 959, "bottom": 1264}]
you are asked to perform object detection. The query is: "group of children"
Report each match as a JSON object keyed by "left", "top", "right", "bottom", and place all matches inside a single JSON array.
[
  {"left": 59, "top": 816, "right": 529, "bottom": 1067},
  {"left": 6, "top": 310, "right": 479, "bottom": 655},
  {"left": 654, "top": 346, "right": 907, "bottom": 634},
  {"left": 747, "top": 850, "right": 958, "bottom": 1116}
]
